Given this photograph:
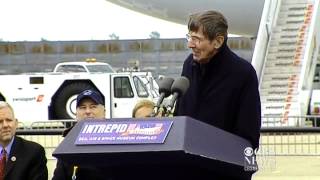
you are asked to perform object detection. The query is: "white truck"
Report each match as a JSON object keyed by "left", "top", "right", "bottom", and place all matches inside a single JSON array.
[
  {"left": 53, "top": 60, "right": 116, "bottom": 73},
  {"left": 53, "top": 60, "right": 159, "bottom": 99},
  {"left": 0, "top": 63, "right": 159, "bottom": 126}
]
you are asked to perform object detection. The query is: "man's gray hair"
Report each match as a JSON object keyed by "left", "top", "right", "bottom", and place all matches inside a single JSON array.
[{"left": 0, "top": 101, "right": 15, "bottom": 117}]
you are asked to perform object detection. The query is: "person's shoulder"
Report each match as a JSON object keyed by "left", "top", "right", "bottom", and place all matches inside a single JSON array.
[
  {"left": 186, "top": 53, "right": 193, "bottom": 60},
  {"left": 227, "top": 49, "right": 255, "bottom": 72},
  {"left": 182, "top": 54, "right": 196, "bottom": 74},
  {"left": 62, "top": 126, "right": 74, "bottom": 137},
  {"left": 15, "top": 136, "right": 45, "bottom": 150},
  {"left": 183, "top": 54, "right": 194, "bottom": 64},
  {"left": 236, "top": 56, "right": 254, "bottom": 70}
]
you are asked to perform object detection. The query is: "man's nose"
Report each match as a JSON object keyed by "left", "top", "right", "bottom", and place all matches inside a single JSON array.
[
  {"left": 187, "top": 41, "right": 196, "bottom": 48},
  {"left": 85, "top": 107, "right": 92, "bottom": 113}
]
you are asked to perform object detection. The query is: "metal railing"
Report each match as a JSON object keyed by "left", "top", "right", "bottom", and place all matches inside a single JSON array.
[{"left": 16, "top": 117, "right": 320, "bottom": 157}]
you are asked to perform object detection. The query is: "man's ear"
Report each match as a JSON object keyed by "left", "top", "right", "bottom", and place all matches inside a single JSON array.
[
  {"left": 214, "top": 35, "right": 225, "bottom": 49},
  {"left": 15, "top": 118, "right": 19, "bottom": 126}
]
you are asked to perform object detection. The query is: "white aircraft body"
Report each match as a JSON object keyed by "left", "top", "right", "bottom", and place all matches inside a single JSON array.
[{"left": 106, "top": 0, "right": 265, "bottom": 36}]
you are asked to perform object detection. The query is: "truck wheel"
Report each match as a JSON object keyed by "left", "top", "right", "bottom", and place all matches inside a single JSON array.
[{"left": 52, "top": 82, "right": 95, "bottom": 126}]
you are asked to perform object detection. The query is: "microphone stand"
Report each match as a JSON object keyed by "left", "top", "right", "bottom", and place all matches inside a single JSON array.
[
  {"left": 152, "top": 104, "right": 172, "bottom": 117},
  {"left": 165, "top": 106, "right": 174, "bottom": 117}
]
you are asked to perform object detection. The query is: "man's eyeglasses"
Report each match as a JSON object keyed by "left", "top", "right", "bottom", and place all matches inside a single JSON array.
[{"left": 186, "top": 34, "right": 205, "bottom": 45}]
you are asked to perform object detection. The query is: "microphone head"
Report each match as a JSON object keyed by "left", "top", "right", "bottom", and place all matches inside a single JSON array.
[
  {"left": 171, "top": 76, "right": 190, "bottom": 96},
  {"left": 158, "top": 77, "right": 174, "bottom": 97}
]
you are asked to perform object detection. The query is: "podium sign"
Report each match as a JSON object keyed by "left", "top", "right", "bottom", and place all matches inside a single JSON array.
[{"left": 75, "top": 120, "right": 173, "bottom": 145}]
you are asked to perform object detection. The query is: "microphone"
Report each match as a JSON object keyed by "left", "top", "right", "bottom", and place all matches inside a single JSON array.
[
  {"left": 167, "top": 76, "right": 190, "bottom": 113},
  {"left": 154, "top": 77, "right": 174, "bottom": 115}
]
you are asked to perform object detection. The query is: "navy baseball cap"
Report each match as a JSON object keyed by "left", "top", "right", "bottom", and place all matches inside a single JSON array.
[{"left": 76, "top": 89, "right": 104, "bottom": 107}]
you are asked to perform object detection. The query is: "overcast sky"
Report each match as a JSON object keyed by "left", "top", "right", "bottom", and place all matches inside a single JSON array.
[{"left": 0, "top": 0, "right": 187, "bottom": 41}]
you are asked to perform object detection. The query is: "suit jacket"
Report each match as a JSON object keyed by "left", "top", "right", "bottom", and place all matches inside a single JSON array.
[
  {"left": 4, "top": 136, "right": 48, "bottom": 180},
  {"left": 52, "top": 127, "right": 109, "bottom": 180},
  {"left": 52, "top": 160, "right": 109, "bottom": 180}
]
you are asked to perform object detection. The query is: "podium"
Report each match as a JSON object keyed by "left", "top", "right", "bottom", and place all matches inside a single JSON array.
[{"left": 53, "top": 116, "right": 254, "bottom": 179}]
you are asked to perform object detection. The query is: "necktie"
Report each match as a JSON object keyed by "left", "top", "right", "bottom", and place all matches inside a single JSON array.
[{"left": 0, "top": 149, "right": 6, "bottom": 180}]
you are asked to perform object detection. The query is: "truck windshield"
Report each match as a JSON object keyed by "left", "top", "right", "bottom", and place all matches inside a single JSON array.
[
  {"left": 55, "top": 65, "right": 87, "bottom": 73},
  {"left": 87, "top": 64, "right": 115, "bottom": 73},
  {"left": 133, "top": 76, "right": 149, "bottom": 97},
  {"left": 134, "top": 75, "right": 159, "bottom": 98}
]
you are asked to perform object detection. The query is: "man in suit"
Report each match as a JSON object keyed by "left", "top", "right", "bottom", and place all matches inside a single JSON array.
[
  {"left": 0, "top": 101, "right": 48, "bottom": 180},
  {"left": 52, "top": 89, "right": 109, "bottom": 180},
  {"left": 175, "top": 10, "right": 261, "bottom": 179}
]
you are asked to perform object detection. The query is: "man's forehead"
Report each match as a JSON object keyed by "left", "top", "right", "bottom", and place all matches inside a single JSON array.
[
  {"left": 0, "top": 107, "right": 14, "bottom": 116},
  {"left": 189, "top": 30, "right": 205, "bottom": 38}
]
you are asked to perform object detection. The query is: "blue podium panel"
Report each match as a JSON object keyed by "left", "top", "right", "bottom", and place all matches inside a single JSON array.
[{"left": 53, "top": 116, "right": 253, "bottom": 179}]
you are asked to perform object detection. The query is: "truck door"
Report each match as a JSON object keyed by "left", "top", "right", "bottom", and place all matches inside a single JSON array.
[{"left": 111, "top": 75, "right": 137, "bottom": 118}]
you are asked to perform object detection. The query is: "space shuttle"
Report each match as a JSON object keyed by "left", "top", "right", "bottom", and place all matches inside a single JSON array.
[{"left": 106, "top": 0, "right": 320, "bottom": 127}]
